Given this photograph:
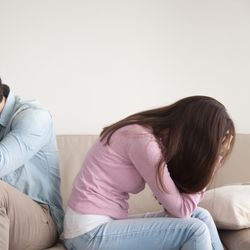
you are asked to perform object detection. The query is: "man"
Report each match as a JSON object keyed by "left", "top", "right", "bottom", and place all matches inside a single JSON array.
[{"left": 0, "top": 78, "right": 64, "bottom": 250}]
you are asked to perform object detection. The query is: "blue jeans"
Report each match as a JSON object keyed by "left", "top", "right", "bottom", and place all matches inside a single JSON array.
[{"left": 64, "top": 207, "right": 223, "bottom": 250}]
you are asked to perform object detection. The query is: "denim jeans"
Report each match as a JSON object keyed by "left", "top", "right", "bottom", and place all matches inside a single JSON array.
[{"left": 64, "top": 207, "right": 223, "bottom": 250}]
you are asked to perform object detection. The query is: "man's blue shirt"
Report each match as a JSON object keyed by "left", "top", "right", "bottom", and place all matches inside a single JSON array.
[{"left": 0, "top": 91, "right": 64, "bottom": 235}]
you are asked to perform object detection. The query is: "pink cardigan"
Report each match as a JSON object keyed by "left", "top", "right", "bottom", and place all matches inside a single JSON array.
[{"left": 68, "top": 124, "right": 203, "bottom": 219}]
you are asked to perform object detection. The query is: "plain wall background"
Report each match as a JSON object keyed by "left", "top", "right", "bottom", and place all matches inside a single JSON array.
[{"left": 0, "top": 0, "right": 249, "bottom": 134}]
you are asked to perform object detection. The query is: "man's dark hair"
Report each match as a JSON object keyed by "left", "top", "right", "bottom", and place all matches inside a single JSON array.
[{"left": 0, "top": 78, "right": 10, "bottom": 102}]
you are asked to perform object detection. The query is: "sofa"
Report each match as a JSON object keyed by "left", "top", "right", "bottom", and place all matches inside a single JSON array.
[{"left": 46, "top": 134, "right": 250, "bottom": 250}]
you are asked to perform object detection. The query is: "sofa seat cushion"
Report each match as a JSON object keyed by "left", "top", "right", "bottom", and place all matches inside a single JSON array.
[{"left": 219, "top": 228, "right": 250, "bottom": 250}]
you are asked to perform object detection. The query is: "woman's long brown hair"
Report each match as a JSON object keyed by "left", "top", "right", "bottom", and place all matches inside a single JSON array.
[{"left": 100, "top": 96, "right": 235, "bottom": 193}]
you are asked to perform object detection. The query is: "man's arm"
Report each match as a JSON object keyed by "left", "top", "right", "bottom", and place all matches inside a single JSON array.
[{"left": 0, "top": 108, "right": 52, "bottom": 177}]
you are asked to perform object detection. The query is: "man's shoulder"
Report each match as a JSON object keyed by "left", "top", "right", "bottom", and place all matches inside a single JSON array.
[
  {"left": 12, "top": 97, "right": 52, "bottom": 126},
  {"left": 14, "top": 95, "right": 50, "bottom": 116},
  {"left": 14, "top": 95, "right": 47, "bottom": 111}
]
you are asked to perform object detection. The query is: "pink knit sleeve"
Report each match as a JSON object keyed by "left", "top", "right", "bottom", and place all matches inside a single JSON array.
[{"left": 127, "top": 133, "right": 204, "bottom": 218}]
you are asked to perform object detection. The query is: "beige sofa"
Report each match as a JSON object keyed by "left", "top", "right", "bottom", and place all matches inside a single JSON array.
[{"left": 46, "top": 134, "right": 250, "bottom": 250}]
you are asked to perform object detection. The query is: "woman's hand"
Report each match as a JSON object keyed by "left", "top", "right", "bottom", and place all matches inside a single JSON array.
[
  {"left": 216, "top": 133, "right": 233, "bottom": 169},
  {"left": 220, "top": 134, "right": 233, "bottom": 158}
]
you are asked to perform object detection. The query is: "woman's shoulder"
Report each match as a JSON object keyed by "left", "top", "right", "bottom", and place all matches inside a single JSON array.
[
  {"left": 116, "top": 124, "right": 152, "bottom": 136},
  {"left": 111, "top": 124, "right": 156, "bottom": 146}
]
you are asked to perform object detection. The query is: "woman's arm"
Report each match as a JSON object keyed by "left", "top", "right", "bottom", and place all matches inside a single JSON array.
[{"left": 127, "top": 133, "right": 203, "bottom": 218}]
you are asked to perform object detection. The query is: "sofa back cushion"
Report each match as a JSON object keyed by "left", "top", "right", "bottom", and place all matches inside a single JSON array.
[{"left": 56, "top": 135, "right": 98, "bottom": 209}]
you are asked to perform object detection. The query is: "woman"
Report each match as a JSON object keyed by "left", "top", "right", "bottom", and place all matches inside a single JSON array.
[{"left": 64, "top": 96, "right": 235, "bottom": 250}]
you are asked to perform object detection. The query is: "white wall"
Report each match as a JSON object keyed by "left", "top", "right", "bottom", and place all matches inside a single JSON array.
[{"left": 0, "top": 0, "right": 249, "bottom": 134}]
